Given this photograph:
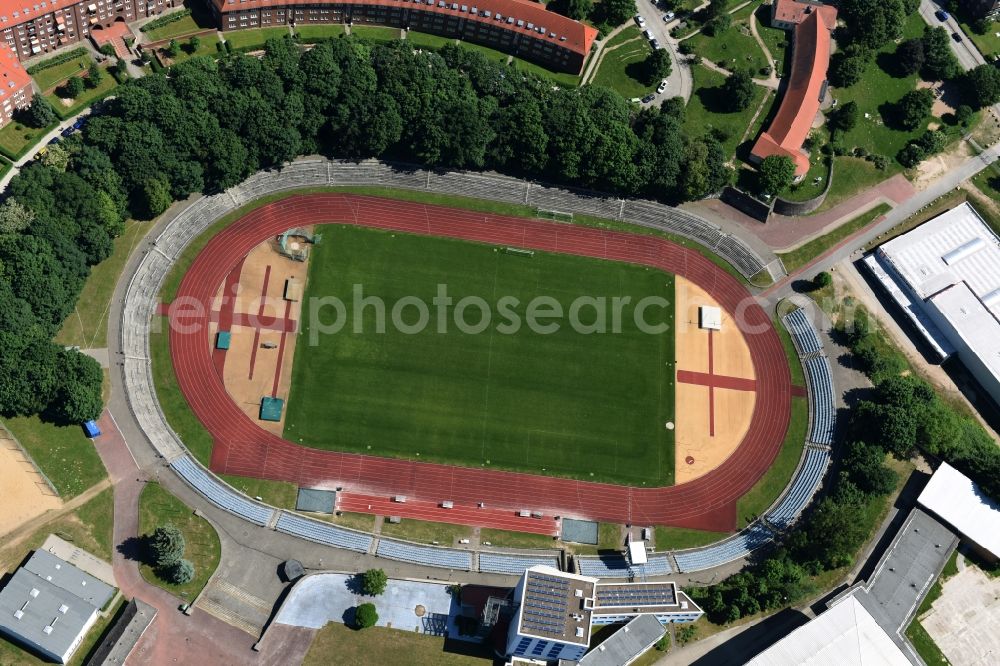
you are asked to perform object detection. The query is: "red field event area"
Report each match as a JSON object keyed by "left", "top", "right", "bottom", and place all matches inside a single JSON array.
[{"left": 169, "top": 194, "right": 791, "bottom": 532}]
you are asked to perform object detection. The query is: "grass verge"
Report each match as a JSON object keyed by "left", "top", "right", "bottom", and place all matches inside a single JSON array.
[
  {"left": 303, "top": 623, "right": 492, "bottom": 665},
  {"left": 379, "top": 517, "right": 472, "bottom": 545},
  {"left": 138, "top": 481, "right": 221, "bottom": 601},
  {"left": 478, "top": 529, "right": 557, "bottom": 550},
  {"left": 655, "top": 526, "right": 731, "bottom": 550},
  {"left": 55, "top": 219, "right": 154, "bottom": 348},
  {"left": 778, "top": 203, "right": 891, "bottom": 272},
  {"left": 0, "top": 120, "right": 58, "bottom": 160},
  {"left": 45, "top": 71, "right": 118, "bottom": 120},
  {"left": 3, "top": 416, "right": 106, "bottom": 498}
]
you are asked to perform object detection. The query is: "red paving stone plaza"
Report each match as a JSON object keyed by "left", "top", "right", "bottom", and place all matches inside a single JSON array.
[{"left": 168, "top": 195, "right": 792, "bottom": 532}]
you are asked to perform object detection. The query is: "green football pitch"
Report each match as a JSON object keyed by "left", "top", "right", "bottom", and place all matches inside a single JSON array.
[{"left": 283, "top": 225, "right": 676, "bottom": 486}]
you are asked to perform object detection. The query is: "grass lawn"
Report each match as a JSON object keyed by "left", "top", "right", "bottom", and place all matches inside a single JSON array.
[
  {"left": 164, "top": 35, "right": 222, "bottom": 65},
  {"left": 735, "top": 396, "right": 807, "bottom": 527},
  {"left": 478, "top": 529, "right": 557, "bottom": 550},
  {"left": 451, "top": 40, "right": 510, "bottom": 64},
  {"left": 285, "top": 225, "right": 676, "bottom": 486},
  {"left": 604, "top": 25, "right": 643, "bottom": 50},
  {"left": 404, "top": 30, "right": 456, "bottom": 51},
  {"left": 0, "top": 120, "right": 57, "bottom": 160},
  {"left": 684, "top": 1, "right": 768, "bottom": 75},
  {"left": 303, "top": 623, "right": 492, "bottom": 666},
  {"left": 138, "top": 481, "right": 221, "bottom": 601},
  {"left": 812, "top": 156, "right": 893, "bottom": 213},
  {"left": 684, "top": 64, "right": 768, "bottom": 158},
  {"left": 568, "top": 523, "right": 625, "bottom": 555},
  {"left": 829, "top": 13, "right": 928, "bottom": 162},
  {"left": 56, "top": 220, "right": 154, "bottom": 349},
  {"left": 31, "top": 53, "right": 92, "bottom": 91},
  {"left": 957, "top": 11, "right": 1000, "bottom": 59},
  {"left": 906, "top": 619, "right": 951, "bottom": 666},
  {"left": 592, "top": 37, "right": 654, "bottom": 98},
  {"left": 295, "top": 24, "right": 348, "bottom": 42},
  {"left": 655, "top": 525, "right": 731, "bottom": 550},
  {"left": 219, "top": 474, "right": 298, "bottom": 508},
  {"left": 350, "top": 26, "right": 401, "bottom": 43},
  {"left": 329, "top": 511, "right": 377, "bottom": 531},
  {"left": 379, "top": 517, "right": 473, "bottom": 545},
  {"left": 150, "top": 316, "right": 214, "bottom": 465},
  {"left": 223, "top": 27, "right": 290, "bottom": 51},
  {"left": 3, "top": 416, "right": 107, "bottom": 498},
  {"left": 778, "top": 157, "right": 830, "bottom": 203},
  {"left": 778, "top": 203, "right": 891, "bottom": 271},
  {"left": 753, "top": 4, "right": 789, "bottom": 74},
  {"left": 145, "top": 15, "right": 205, "bottom": 42},
  {"left": 46, "top": 71, "right": 118, "bottom": 120},
  {"left": 511, "top": 56, "right": 581, "bottom": 88}
]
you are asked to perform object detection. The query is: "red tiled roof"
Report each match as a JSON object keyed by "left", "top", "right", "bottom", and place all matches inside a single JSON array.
[
  {"left": 0, "top": 42, "right": 31, "bottom": 98},
  {"left": 0, "top": 0, "right": 76, "bottom": 30},
  {"left": 214, "top": 0, "right": 598, "bottom": 56},
  {"left": 772, "top": 0, "right": 836, "bottom": 30},
  {"left": 751, "top": 7, "right": 836, "bottom": 177}
]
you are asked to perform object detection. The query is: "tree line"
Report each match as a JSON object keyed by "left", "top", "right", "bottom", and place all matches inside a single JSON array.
[{"left": 0, "top": 34, "right": 732, "bottom": 426}]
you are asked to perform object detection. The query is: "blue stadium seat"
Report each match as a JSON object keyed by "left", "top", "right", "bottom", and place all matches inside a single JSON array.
[
  {"left": 274, "top": 512, "right": 373, "bottom": 552},
  {"left": 804, "top": 355, "right": 836, "bottom": 445},
  {"left": 479, "top": 553, "right": 560, "bottom": 575},
  {"left": 375, "top": 539, "right": 472, "bottom": 570},
  {"left": 782, "top": 308, "right": 822, "bottom": 356},
  {"left": 765, "top": 448, "right": 830, "bottom": 529},
  {"left": 673, "top": 523, "right": 775, "bottom": 573},
  {"left": 170, "top": 456, "right": 275, "bottom": 526}
]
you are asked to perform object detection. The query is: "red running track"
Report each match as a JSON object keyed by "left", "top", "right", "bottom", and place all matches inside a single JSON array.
[{"left": 170, "top": 194, "right": 791, "bottom": 532}]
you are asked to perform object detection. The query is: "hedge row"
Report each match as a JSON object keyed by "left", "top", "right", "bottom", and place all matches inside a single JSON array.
[
  {"left": 26, "top": 47, "right": 88, "bottom": 75},
  {"left": 140, "top": 8, "right": 192, "bottom": 33}
]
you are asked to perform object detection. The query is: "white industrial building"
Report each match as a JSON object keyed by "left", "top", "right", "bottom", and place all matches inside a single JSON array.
[
  {"left": 918, "top": 462, "right": 1000, "bottom": 564},
  {"left": 504, "top": 566, "right": 701, "bottom": 663},
  {"left": 865, "top": 202, "right": 1000, "bottom": 403}
]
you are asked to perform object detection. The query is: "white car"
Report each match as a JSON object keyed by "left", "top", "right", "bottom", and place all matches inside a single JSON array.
[
  {"left": 635, "top": 14, "right": 646, "bottom": 27},
  {"left": 663, "top": 11, "right": 675, "bottom": 21},
  {"left": 657, "top": 79, "right": 668, "bottom": 94}
]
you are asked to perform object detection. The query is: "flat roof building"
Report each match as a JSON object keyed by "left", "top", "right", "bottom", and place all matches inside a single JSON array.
[
  {"left": 505, "top": 567, "right": 702, "bottom": 662},
  {"left": 0, "top": 549, "right": 115, "bottom": 664},
  {"left": 746, "top": 595, "right": 911, "bottom": 666},
  {"left": 918, "top": 462, "right": 1000, "bottom": 563},
  {"left": 577, "top": 614, "right": 664, "bottom": 666},
  {"left": 751, "top": 1, "right": 837, "bottom": 177},
  {"left": 865, "top": 202, "right": 1000, "bottom": 404}
]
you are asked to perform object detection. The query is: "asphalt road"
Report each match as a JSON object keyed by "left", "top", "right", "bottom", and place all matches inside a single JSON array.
[
  {"left": 918, "top": 0, "right": 986, "bottom": 70},
  {"left": 635, "top": 0, "right": 693, "bottom": 104}
]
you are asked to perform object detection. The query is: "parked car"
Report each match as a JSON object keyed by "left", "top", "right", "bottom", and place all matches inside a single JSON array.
[
  {"left": 72, "top": 116, "right": 87, "bottom": 130},
  {"left": 657, "top": 79, "right": 668, "bottom": 94},
  {"left": 663, "top": 11, "right": 675, "bottom": 21},
  {"left": 60, "top": 126, "right": 75, "bottom": 137},
  {"left": 642, "top": 93, "right": 656, "bottom": 104},
  {"left": 643, "top": 28, "right": 653, "bottom": 39},
  {"left": 635, "top": 14, "right": 646, "bottom": 27},
  {"left": 952, "top": 31, "right": 962, "bottom": 42},
  {"left": 651, "top": 38, "right": 661, "bottom": 49},
  {"left": 936, "top": 10, "right": 950, "bottom": 21},
  {"left": 47, "top": 137, "right": 60, "bottom": 145}
]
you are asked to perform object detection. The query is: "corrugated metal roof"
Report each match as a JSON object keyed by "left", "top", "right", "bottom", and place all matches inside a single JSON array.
[{"left": 918, "top": 462, "right": 1000, "bottom": 559}]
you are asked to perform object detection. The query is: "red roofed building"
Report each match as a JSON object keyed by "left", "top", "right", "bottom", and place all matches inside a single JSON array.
[
  {"left": 0, "top": 42, "right": 31, "bottom": 127},
  {"left": 209, "top": 0, "right": 598, "bottom": 74},
  {"left": 750, "top": 1, "right": 837, "bottom": 177},
  {"left": 0, "top": 0, "right": 176, "bottom": 63}
]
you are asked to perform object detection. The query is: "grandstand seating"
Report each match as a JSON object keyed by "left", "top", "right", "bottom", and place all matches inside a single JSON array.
[
  {"left": 274, "top": 512, "right": 373, "bottom": 552},
  {"left": 782, "top": 308, "right": 822, "bottom": 356},
  {"left": 673, "top": 523, "right": 775, "bottom": 573},
  {"left": 376, "top": 539, "right": 473, "bottom": 570},
  {"left": 576, "top": 554, "right": 673, "bottom": 578},
  {"left": 479, "top": 553, "right": 560, "bottom": 575},
  {"left": 765, "top": 448, "right": 830, "bottom": 530},
  {"left": 804, "top": 355, "right": 836, "bottom": 445},
  {"left": 170, "top": 456, "right": 275, "bottom": 526}
]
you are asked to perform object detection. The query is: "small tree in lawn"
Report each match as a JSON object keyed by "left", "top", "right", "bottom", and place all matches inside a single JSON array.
[
  {"left": 362, "top": 569, "right": 388, "bottom": 596},
  {"left": 355, "top": 603, "right": 378, "bottom": 629},
  {"left": 65, "top": 75, "right": 85, "bottom": 99},
  {"left": 151, "top": 523, "right": 185, "bottom": 569},
  {"left": 814, "top": 271, "right": 833, "bottom": 290},
  {"left": 895, "top": 88, "right": 934, "bottom": 131},
  {"left": 24, "top": 97, "right": 56, "bottom": 128},
  {"left": 643, "top": 48, "right": 672, "bottom": 85},
  {"left": 168, "top": 39, "right": 181, "bottom": 58},
  {"left": 829, "top": 101, "right": 858, "bottom": 135},
  {"left": 189, "top": 35, "right": 201, "bottom": 54},
  {"left": 757, "top": 155, "right": 796, "bottom": 195},
  {"left": 722, "top": 70, "right": 755, "bottom": 112},
  {"left": 169, "top": 559, "right": 195, "bottom": 585},
  {"left": 86, "top": 61, "right": 103, "bottom": 88}
]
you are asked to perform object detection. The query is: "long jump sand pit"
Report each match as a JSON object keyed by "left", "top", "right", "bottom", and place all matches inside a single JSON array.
[
  {"left": 673, "top": 277, "right": 756, "bottom": 484},
  {"left": 0, "top": 434, "right": 62, "bottom": 536},
  {"left": 210, "top": 236, "right": 311, "bottom": 435}
]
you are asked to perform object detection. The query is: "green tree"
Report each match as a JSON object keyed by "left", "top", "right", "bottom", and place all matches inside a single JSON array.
[
  {"left": 895, "top": 38, "right": 925, "bottom": 76},
  {"left": 189, "top": 35, "right": 201, "bottom": 54},
  {"left": 757, "top": 155, "right": 796, "bottom": 194},
  {"left": 829, "top": 101, "right": 859, "bottom": 134},
  {"left": 87, "top": 61, "right": 104, "bottom": 88},
  {"left": 703, "top": 13, "right": 732, "bottom": 36},
  {"left": 41, "top": 144, "right": 71, "bottom": 172},
  {"left": 962, "top": 64, "right": 1000, "bottom": 108},
  {"left": 169, "top": 559, "right": 195, "bottom": 584},
  {"left": 895, "top": 88, "right": 934, "bottom": 131},
  {"left": 813, "top": 271, "right": 832, "bottom": 289},
  {"left": 643, "top": 48, "right": 672, "bottom": 84},
  {"left": 550, "top": 0, "right": 592, "bottom": 20},
  {"left": 168, "top": 39, "right": 181, "bottom": 58},
  {"left": 594, "top": 0, "right": 637, "bottom": 27},
  {"left": 65, "top": 75, "right": 85, "bottom": 98},
  {"left": 362, "top": 569, "right": 388, "bottom": 596},
  {"left": 0, "top": 198, "right": 33, "bottom": 233},
  {"left": 721, "top": 69, "right": 755, "bottom": 112},
  {"left": 47, "top": 349, "right": 103, "bottom": 424},
  {"left": 839, "top": 0, "right": 906, "bottom": 50},
  {"left": 25, "top": 97, "right": 56, "bottom": 128},
  {"left": 921, "top": 27, "right": 961, "bottom": 81},
  {"left": 829, "top": 45, "right": 869, "bottom": 88},
  {"left": 355, "top": 603, "right": 378, "bottom": 629},
  {"left": 151, "top": 524, "right": 185, "bottom": 569},
  {"left": 141, "top": 177, "right": 173, "bottom": 219}
]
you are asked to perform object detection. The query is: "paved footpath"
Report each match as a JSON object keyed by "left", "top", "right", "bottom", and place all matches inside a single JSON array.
[{"left": 92, "top": 411, "right": 315, "bottom": 666}]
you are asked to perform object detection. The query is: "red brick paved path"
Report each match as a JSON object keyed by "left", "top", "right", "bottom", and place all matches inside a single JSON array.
[{"left": 170, "top": 195, "right": 793, "bottom": 532}]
